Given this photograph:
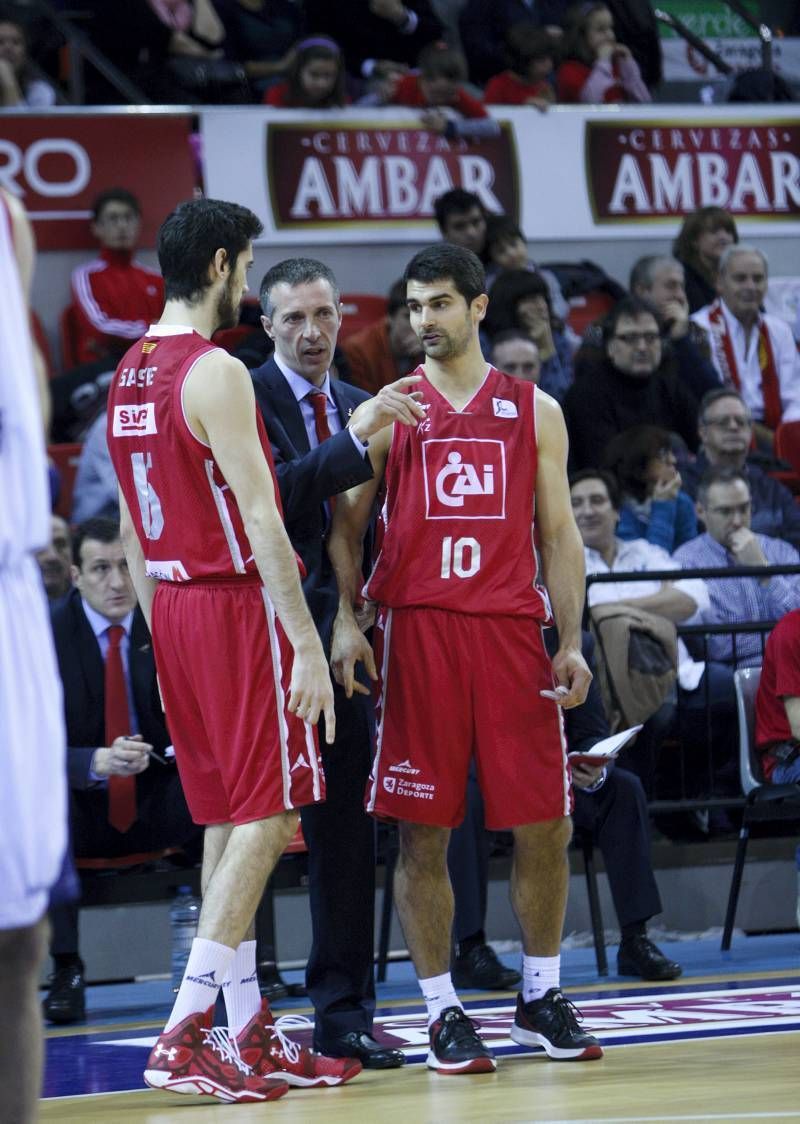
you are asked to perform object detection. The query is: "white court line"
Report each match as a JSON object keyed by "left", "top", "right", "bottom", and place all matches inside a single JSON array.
[{"left": 532, "top": 1116, "right": 799, "bottom": 1123}]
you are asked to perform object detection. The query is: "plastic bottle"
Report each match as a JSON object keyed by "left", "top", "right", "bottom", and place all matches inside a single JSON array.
[{"left": 170, "top": 885, "right": 200, "bottom": 991}]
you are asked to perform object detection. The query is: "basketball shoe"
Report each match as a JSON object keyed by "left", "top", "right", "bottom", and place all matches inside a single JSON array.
[
  {"left": 426, "top": 1006, "right": 496, "bottom": 1074},
  {"left": 237, "top": 1001, "right": 362, "bottom": 1087},
  {"left": 510, "top": 989, "right": 603, "bottom": 1060},
  {"left": 143, "top": 1008, "right": 290, "bottom": 1102}
]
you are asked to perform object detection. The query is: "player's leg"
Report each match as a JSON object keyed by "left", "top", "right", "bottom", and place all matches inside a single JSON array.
[
  {"left": 0, "top": 918, "right": 48, "bottom": 1123},
  {"left": 509, "top": 816, "right": 572, "bottom": 960}
]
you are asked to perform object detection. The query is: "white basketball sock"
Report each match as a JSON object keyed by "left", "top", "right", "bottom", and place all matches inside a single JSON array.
[
  {"left": 522, "top": 954, "right": 560, "bottom": 1003},
  {"left": 164, "top": 937, "right": 235, "bottom": 1032},
  {"left": 221, "top": 940, "right": 263, "bottom": 1036},
  {"left": 419, "top": 971, "right": 462, "bottom": 1027}
]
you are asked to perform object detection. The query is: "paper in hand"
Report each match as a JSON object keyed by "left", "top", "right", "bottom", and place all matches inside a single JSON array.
[{"left": 568, "top": 725, "right": 643, "bottom": 767}]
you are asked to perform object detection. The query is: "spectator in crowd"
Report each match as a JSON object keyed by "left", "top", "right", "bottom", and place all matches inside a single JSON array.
[
  {"left": 485, "top": 269, "right": 573, "bottom": 401},
  {"left": 69, "top": 189, "right": 164, "bottom": 367},
  {"left": 755, "top": 608, "right": 800, "bottom": 785},
  {"left": 483, "top": 214, "right": 569, "bottom": 322},
  {"left": 449, "top": 630, "right": 682, "bottom": 987},
  {"left": 263, "top": 35, "right": 347, "bottom": 107},
  {"left": 71, "top": 411, "right": 119, "bottom": 524},
  {"left": 674, "top": 467, "right": 800, "bottom": 668},
  {"left": 692, "top": 245, "right": 800, "bottom": 451},
  {"left": 304, "top": 0, "right": 443, "bottom": 85},
  {"left": 673, "top": 206, "right": 738, "bottom": 313},
  {"left": 0, "top": 9, "right": 57, "bottom": 107},
  {"left": 367, "top": 41, "right": 498, "bottom": 141},
  {"left": 483, "top": 24, "right": 556, "bottom": 109},
  {"left": 433, "top": 187, "right": 491, "bottom": 261},
  {"left": 681, "top": 388, "right": 800, "bottom": 550},
  {"left": 602, "top": 425, "right": 697, "bottom": 553},
  {"left": 36, "top": 515, "right": 73, "bottom": 602},
  {"left": 44, "top": 518, "right": 199, "bottom": 1024},
  {"left": 490, "top": 330, "right": 541, "bottom": 384},
  {"left": 556, "top": 2, "right": 651, "bottom": 104},
  {"left": 570, "top": 469, "right": 707, "bottom": 795},
  {"left": 340, "top": 279, "right": 424, "bottom": 394},
  {"left": 459, "top": 0, "right": 567, "bottom": 86},
  {"left": 214, "top": 0, "right": 304, "bottom": 96},
  {"left": 564, "top": 297, "right": 699, "bottom": 470}
]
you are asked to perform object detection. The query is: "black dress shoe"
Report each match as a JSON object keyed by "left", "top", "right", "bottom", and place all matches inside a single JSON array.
[
  {"left": 617, "top": 935, "right": 682, "bottom": 981},
  {"left": 452, "top": 943, "right": 522, "bottom": 991},
  {"left": 43, "top": 963, "right": 86, "bottom": 1024},
  {"left": 316, "top": 1031, "right": 405, "bottom": 1069}
]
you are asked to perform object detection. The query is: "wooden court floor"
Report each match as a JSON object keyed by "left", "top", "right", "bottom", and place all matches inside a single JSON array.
[{"left": 40, "top": 968, "right": 800, "bottom": 1124}]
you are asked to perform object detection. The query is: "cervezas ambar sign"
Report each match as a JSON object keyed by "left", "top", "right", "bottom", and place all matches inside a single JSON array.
[
  {"left": 586, "top": 118, "right": 800, "bottom": 223},
  {"left": 266, "top": 120, "right": 519, "bottom": 228}
]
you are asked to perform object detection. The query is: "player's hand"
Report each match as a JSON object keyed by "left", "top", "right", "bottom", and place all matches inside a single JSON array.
[
  {"left": 727, "top": 527, "right": 767, "bottom": 567},
  {"left": 348, "top": 375, "right": 426, "bottom": 441},
  {"left": 288, "top": 642, "right": 336, "bottom": 743},
  {"left": 93, "top": 735, "right": 151, "bottom": 777},
  {"left": 331, "top": 612, "right": 378, "bottom": 698},
  {"left": 550, "top": 646, "right": 592, "bottom": 708}
]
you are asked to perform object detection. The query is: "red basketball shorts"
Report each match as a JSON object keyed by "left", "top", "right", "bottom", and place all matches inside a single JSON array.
[
  {"left": 152, "top": 579, "right": 325, "bottom": 826},
  {"left": 366, "top": 606, "right": 571, "bottom": 830}
]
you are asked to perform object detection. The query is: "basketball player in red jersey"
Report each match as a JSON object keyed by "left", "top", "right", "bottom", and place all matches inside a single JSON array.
[
  {"left": 328, "top": 243, "right": 603, "bottom": 1074},
  {"left": 107, "top": 199, "right": 360, "bottom": 1103}
]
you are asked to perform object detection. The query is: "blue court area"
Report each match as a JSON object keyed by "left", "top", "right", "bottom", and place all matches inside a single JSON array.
[{"left": 43, "top": 930, "right": 800, "bottom": 1101}]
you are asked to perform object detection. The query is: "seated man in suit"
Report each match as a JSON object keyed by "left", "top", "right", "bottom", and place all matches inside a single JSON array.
[
  {"left": 44, "top": 517, "right": 200, "bottom": 1024},
  {"left": 449, "top": 632, "right": 682, "bottom": 985}
]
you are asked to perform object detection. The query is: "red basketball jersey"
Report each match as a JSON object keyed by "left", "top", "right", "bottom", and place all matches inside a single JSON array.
[
  {"left": 107, "top": 326, "right": 281, "bottom": 582},
  {"left": 365, "top": 366, "right": 550, "bottom": 618}
]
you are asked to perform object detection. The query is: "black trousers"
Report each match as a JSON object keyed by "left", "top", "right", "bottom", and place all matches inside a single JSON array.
[{"left": 301, "top": 684, "right": 377, "bottom": 1046}]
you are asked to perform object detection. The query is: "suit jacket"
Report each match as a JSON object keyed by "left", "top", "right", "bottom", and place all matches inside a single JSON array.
[
  {"left": 251, "top": 357, "right": 374, "bottom": 653},
  {"left": 51, "top": 588, "right": 170, "bottom": 792}
]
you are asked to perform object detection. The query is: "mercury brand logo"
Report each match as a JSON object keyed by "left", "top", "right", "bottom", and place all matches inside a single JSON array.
[
  {"left": 389, "top": 760, "right": 420, "bottom": 775},
  {"left": 291, "top": 754, "right": 309, "bottom": 772}
]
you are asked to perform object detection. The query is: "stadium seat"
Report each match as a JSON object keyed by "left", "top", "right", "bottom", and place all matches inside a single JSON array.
[
  {"left": 565, "top": 290, "right": 617, "bottom": 337},
  {"left": 338, "top": 294, "right": 388, "bottom": 343},
  {"left": 48, "top": 441, "right": 83, "bottom": 520}
]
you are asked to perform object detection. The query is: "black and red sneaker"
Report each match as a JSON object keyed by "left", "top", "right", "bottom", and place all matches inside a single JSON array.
[
  {"left": 144, "top": 1009, "right": 289, "bottom": 1103},
  {"left": 510, "top": 989, "right": 603, "bottom": 1061},
  {"left": 426, "top": 1006, "right": 496, "bottom": 1075},
  {"left": 237, "top": 1001, "right": 362, "bottom": 1087}
]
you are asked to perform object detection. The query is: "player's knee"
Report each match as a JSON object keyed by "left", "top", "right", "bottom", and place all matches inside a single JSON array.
[
  {"left": 398, "top": 821, "right": 449, "bottom": 870},
  {"left": 514, "top": 815, "right": 573, "bottom": 855},
  {"left": 0, "top": 918, "right": 46, "bottom": 980}
]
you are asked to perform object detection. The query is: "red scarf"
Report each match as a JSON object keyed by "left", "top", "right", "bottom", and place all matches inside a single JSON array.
[{"left": 707, "top": 299, "right": 782, "bottom": 430}]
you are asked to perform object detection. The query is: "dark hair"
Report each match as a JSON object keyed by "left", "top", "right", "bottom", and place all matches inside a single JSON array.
[
  {"left": 601, "top": 424, "right": 671, "bottom": 502},
  {"left": 697, "top": 464, "right": 749, "bottom": 506},
  {"left": 72, "top": 517, "right": 121, "bottom": 566},
  {"left": 602, "top": 296, "right": 662, "bottom": 346},
  {"left": 92, "top": 188, "right": 141, "bottom": 223},
  {"left": 433, "top": 188, "right": 486, "bottom": 234},
  {"left": 569, "top": 467, "right": 621, "bottom": 511},
  {"left": 285, "top": 34, "right": 345, "bottom": 108},
  {"left": 562, "top": 2, "right": 612, "bottom": 67},
  {"left": 484, "top": 214, "right": 525, "bottom": 256},
  {"left": 387, "top": 278, "right": 408, "bottom": 316},
  {"left": 698, "top": 386, "right": 750, "bottom": 425},
  {"left": 259, "top": 257, "right": 340, "bottom": 317},
  {"left": 505, "top": 23, "right": 557, "bottom": 75},
  {"left": 672, "top": 206, "right": 739, "bottom": 284},
  {"left": 0, "top": 8, "right": 36, "bottom": 87},
  {"left": 403, "top": 243, "right": 485, "bottom": 306},
  {"left": 158, "top": 198, "right": 263, "bottom": 304},
  {"left": 484, "top": 269, "right": 552, "bottom": 338},
  {"left": 417, "top": 41, "right": 467, "bottom": 83}
]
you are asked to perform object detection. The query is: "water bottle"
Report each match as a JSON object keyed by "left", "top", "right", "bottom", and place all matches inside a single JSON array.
[{"left": 170, "top": 885, "right": 200, "bottom": 991}]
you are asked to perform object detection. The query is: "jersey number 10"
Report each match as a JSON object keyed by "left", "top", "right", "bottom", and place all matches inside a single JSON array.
[{"left": 440, "top": 536, "right": 481, "bottom": 579}]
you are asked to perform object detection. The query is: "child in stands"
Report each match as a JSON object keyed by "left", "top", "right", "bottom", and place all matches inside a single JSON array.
[
  {"left": 484, "top": 25, "right": 556, "bottom": 110},
  {"left": 263, "top": 35, "right": 347, "bottom": 108},
  {"left": 556, "top": 2, "right": 650, "bottom": 105}
]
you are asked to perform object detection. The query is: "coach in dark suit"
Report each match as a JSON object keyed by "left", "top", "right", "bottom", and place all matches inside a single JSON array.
[
  {"left": 251, "top": 258, "right": 423, "bottom": 1068},
  {"left": 45, "top": 518, "right": 199, "bottom": 1024}
]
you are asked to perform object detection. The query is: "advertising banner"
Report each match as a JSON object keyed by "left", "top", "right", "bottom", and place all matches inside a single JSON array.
[{"left": 0, "top": 112, "right": 196, "bottom": 250}]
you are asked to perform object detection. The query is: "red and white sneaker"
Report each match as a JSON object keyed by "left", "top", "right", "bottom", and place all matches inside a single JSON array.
[
  {"left": 144, "top": 1009, "right": 290, "bottom": 1103},
  {"left": 237, "top": 1001, "right": 362, "bottom": 1088}
]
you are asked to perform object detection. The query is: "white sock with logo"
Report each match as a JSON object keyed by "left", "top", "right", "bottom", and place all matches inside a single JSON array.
[
  {"left": 523, "top": 954, "right": 560, "bottom": 1003},
  {"left": 221, "top": 940, "right": 263, "bottom": 1036},
  {"left": 419, "top": 971, "right": 462, "bottom": 1027},
  {"left": 164, "top": 937, "right": 235, "bottom": 1032}
]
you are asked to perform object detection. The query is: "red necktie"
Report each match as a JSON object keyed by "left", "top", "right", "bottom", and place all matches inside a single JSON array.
[
  {"left": 309, "top": 390, "right": 333, "bottom": 445},
  {"left": 105, "top": 624, "right": 137, "bottom": 833}
]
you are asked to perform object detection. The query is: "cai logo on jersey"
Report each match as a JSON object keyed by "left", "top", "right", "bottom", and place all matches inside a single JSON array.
[
  {"left": 422, "top": 438, "right": 506, "bottom": 520},
  {"left": 112, "top": 402, "right": 157, "bottom": 437}
]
